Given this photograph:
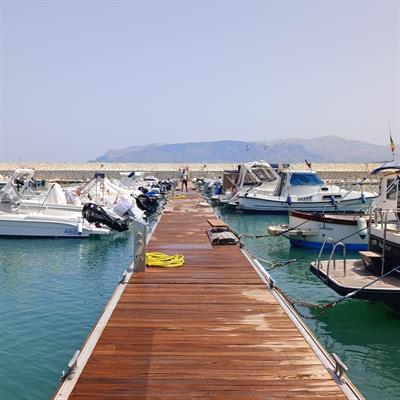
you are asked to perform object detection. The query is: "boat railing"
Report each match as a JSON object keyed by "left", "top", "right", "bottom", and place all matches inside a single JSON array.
[
  {"left": 315, "top": 237, "right": 335, "bottom": 270},
  {"left": 326, "top": 242, "right": 347, "bottom": 278}
]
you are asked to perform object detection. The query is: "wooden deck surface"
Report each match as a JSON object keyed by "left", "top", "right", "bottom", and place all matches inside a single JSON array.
[
  {"left": 65, "top": 190, "right": 355, "bottom": 399},
  {"left": 317, "top": 260, "right": 400, "bottom": 288}
]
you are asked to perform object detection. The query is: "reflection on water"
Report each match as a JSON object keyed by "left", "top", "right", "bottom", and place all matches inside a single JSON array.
[{"left": 218, "top": 206, "right": 400, "bottom": 400}]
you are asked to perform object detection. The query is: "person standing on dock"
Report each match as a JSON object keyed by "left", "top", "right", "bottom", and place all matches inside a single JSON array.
[{"left": 181, "top": 168, "right": 188, "bottom": 192}]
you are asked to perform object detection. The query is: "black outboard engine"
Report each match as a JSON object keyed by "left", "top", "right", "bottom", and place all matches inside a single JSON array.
[
  {"left": 138, "top": 186, "right": 148, "bottom": 194},
  {"left": 82, "top": 203, "right": 129, "bottom": 232},
  {"left": 135, "top": 194, "right": 158, "bottom": 214},
  {"left": 14, "top": 177, "right": 25, "bottom": 192}
]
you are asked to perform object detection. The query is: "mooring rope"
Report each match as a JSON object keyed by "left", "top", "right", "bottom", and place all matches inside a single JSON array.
[{"left": 273, "top": 266, "right": 400, "bottom": 319}]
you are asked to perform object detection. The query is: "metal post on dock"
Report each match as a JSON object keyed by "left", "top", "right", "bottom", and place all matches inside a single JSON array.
[{"left": 133, "top": 219, "right": 146, "bottom": 272}]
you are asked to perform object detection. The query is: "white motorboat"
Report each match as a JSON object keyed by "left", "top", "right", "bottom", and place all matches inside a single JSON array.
[
  {"left": 0, "top": 213, "right": 109, "bottom": 238},
  {"left": 267, "top": 161, "right": 399, "bottom": 249},
  {"left": 63, "top": 172, "right": 146, "bottom": 220},
  {"left": 237, "top": 169, "right": 377, "bottom": 213},
  {"left": 0, "top": 183, "right": 109, "bottom": 238}
]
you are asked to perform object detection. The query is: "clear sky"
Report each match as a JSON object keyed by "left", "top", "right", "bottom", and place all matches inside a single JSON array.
[{"left": 1, "top": 0, "right": 399, "bottom": 162}]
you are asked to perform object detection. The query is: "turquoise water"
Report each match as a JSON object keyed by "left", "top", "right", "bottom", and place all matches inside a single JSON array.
[
  {"left": 217, "top": 207, "right": 400, "bottom": 400},
  {"left": 0, "top": 232, "right": 134, "bottom": 400},
  {"left": 0, "top": 207, "right": 399, "bottom": 399}
]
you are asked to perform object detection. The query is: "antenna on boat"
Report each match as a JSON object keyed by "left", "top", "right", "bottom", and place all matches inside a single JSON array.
[{"left": 305, "top": 159, "right": 312, "bottom": 170}]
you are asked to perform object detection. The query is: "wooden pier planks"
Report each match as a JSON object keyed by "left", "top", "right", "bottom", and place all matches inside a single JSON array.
[{"left": 68, "top": 190, "right": 351, "bottom": 399}]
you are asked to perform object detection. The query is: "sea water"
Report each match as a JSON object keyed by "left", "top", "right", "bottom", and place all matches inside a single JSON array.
[
  {"left": 0, "top": 209, "right": 399, "bottom": 399},
  {"left": 0, "top": 232, "right": 134, "bottom": 400},
  {"left": 217, "top": 207, "right": 400, "bottom": 400}
]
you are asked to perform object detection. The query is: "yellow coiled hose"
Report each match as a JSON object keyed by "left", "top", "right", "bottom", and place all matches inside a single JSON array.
[
  {"left": 174, "top": 194, "right": 187, "bottom": 199},
  {"left": 146, "top": 252, "right": 185, "bottom": 268}
]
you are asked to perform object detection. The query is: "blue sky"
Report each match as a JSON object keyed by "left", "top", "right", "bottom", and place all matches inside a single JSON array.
[{"left": 1, "top": 0, "right": 399, "bottom": 161}]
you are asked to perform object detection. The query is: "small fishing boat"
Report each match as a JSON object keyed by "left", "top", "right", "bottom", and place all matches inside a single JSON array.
[
  {"left": 268, "top": 211, "right": 369, "bottom": 250},
  {"left": 268, "top": 161, "right": 399, "bottom": 249},
  {"left": 310, "top": 207, "right": 400, "bottom": 308},
  {"left": 237, "top": 168, "right": 377, "bottom": 213}
]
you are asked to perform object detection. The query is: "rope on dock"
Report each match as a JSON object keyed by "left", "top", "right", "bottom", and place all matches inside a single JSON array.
[{"left": 146, "top": 252, "right": 185, "bottom": 268}]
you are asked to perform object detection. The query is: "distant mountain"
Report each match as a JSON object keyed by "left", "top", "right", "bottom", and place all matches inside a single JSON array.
[{"left": 94, "top": 136, "right": 392, "bottom": 163}]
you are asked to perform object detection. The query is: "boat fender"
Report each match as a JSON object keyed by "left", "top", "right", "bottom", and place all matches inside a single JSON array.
[
  {"left": 330, "top": 195, "right": 337, "bottom": 206},
  {"left": 357, "top": 217, "right": 367, "bottom": 239},
  {"left": 361, "top": 192, "right": 366, "bottom": 204},
  {"left": 286, "top": 195, "right": 292, "bottom": 206},
  {"left": 77, "top": 220, "right": 83, "bottom": 234}
]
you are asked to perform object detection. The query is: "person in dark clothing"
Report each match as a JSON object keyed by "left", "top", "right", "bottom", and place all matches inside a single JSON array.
[{"left": 181, "top": 170, "right": 188, "bottom": 192}]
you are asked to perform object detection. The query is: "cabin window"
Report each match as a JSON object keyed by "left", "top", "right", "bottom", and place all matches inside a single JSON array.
[
  {"left": 243, "top": 173, "right": 258, "bottom": 186},
  {"left": 322, "top": 195, "right": 342, "bottom": 200},
  {"left": 289, "top": 173, "right": 323, "bottom": 186},
  {"left": 252, "top": 167, "right": 277, "bottom": 182},
  {"left": 386, "top": 178, "right": 398, "bottom": 200}
]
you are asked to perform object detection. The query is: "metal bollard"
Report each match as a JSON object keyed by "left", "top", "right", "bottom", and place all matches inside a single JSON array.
[{"left": 133, "top": 219, "right": 147, "bottom": 272}]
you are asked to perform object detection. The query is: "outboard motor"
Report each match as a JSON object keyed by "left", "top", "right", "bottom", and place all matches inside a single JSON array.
[
  {"left": 138, "top": 186, "right": 149, "bottom": 194},
  {"left": 135, "top": 194, "right": 159, "bottom": 214},
  {"left": 82, "top": 203, "right": 129, "bottom": 232},
  {"left": 14, "top": 177, "right": 25, "bottom": 192}
]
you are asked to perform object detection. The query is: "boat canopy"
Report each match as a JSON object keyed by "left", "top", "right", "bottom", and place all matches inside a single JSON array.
[
  {"left": 372, "top": 160, "right": 400, "bottom": 174},
  {"left": 0, "top": 185, "right": 20, "bottom": 213},
  {"left": 289, "top": 172, "right": 323, "bottom": 186}
]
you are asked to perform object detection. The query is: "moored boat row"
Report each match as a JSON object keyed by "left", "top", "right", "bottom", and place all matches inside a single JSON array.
[
  {"left": 0, "top": 168, "right": 174, "bottom": 238},
  {"left": 198, "top": 159, "right": 400, "bottom": 309}
]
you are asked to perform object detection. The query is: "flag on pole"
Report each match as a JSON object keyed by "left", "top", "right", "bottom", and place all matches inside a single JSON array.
[{"left": 390, "top": 133, "right": 397, "bottom": 156}]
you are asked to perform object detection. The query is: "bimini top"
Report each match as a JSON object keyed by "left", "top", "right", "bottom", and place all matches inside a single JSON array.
[
  {"left": 289, "top": 172, "right": 323, "bottom": 186},
  {"left": 372, "top": 160, "right": 400, "bottom": 174}
]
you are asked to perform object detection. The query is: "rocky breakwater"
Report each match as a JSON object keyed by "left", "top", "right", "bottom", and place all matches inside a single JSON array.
[{"left": 0, "top": 162, "right": 382, "bottom": 188}]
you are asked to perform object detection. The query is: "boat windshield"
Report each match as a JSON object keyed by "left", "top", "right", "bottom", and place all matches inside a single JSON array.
[{"left": 289, "top": 173, "right": 323, "bottom": 186}]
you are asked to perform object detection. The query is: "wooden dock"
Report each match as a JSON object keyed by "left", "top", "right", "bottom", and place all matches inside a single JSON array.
[{"left": 54, "top": 189, "right": 363, "bottom": 399}]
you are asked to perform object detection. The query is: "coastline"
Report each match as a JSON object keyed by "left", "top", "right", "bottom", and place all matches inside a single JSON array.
[{"left": 0, "top": 161, "right": 380, "bottom": 172}]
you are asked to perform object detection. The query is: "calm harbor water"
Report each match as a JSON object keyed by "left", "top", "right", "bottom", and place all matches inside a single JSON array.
[
  {"left": 0, "top": 232, "right": 134, "bottom": 400},
  {"left": 0, "top": 207, "right": 399, "bottom": 399},
  {"left": 217, "top": 207, "right": 400, "bottom": 400}
]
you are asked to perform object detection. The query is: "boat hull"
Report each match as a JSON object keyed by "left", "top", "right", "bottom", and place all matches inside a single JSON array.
[
  {"left": 287, "top": 211, "right": 368, "bottom": 250},
  {"left": 237, "top": 195, "right": 375, "bottom": 213},
  {"left": 0, "top": 214, "right": 108, "bottom": 238},
  {"left": 310, "top": 264, "right": 400, "bottom": 308}
]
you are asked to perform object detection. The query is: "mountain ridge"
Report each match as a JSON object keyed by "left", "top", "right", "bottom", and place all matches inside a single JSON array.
[{"left": 94, "top": 136, "right": 393, "bottom": 163}]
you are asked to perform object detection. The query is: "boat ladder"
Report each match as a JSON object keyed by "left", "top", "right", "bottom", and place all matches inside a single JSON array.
[{"left": 315, "top": 238, "right": 347, "bottom": 278}]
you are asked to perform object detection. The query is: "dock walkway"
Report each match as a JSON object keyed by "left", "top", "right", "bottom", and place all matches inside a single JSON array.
[{"left": 54, "top": 189, "right": 362, "bottom": 399}]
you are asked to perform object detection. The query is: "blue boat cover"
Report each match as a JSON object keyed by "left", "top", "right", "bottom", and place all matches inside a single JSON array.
[{"left": 372, "top": 160, "right": 400, "bottom": 174}]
